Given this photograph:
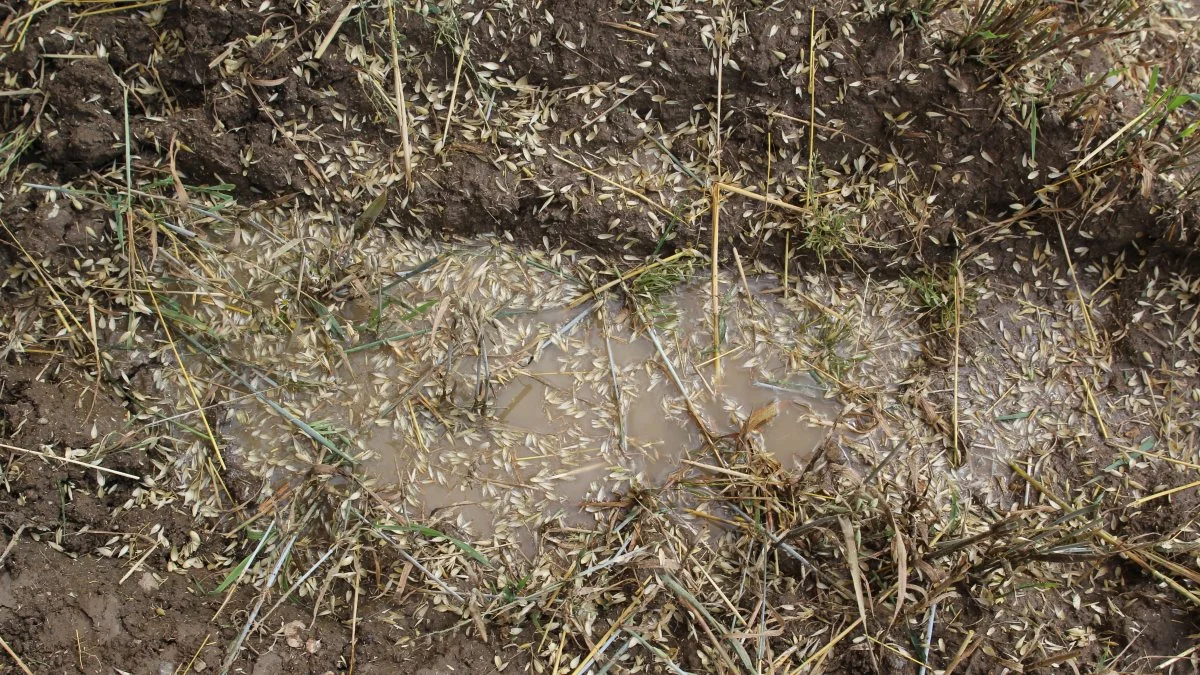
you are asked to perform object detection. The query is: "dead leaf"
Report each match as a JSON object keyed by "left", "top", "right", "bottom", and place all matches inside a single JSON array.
[
  {"left": 351, "top": 191, "right": 389, "bottom": 241},
  {"left": 840, "top": 516, "right": 878, "bottom": 670},
  {"left": 741, "top": 400, "right": 779, "bottom": 437},
  {"left": 889, "top": 523, "right": 908, "bottom": 632},
  {"left": 248, "top": 76, "right": 289, "bottom": 87}
]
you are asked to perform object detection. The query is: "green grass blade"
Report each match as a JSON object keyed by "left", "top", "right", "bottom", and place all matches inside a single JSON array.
[{"left": 379, "top": 523, "right": 493, "bottom": 568}]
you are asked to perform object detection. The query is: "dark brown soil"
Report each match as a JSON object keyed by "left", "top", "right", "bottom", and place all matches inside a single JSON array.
[
  {"left": 5, "top": 0, "right": 1169, "bottom": 266},
  {"left": 0, "top": 356, "right": 513, "bottom": 673},
  {"left": 1, "top": 0, "right": 1198, "bottom": 672},
  {"left": 1, "top": 533, "right": 510, "bottom": 673}
]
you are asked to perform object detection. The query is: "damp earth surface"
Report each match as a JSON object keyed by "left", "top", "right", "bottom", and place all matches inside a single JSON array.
[{"left": 226, "top": 241, "right": 836, "bottom": 551}]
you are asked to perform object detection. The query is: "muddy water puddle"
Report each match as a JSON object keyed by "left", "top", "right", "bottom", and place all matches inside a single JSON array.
[
  {"left": 224, "top": 247, "right": 835, "bottom": 550},
  {"left": 372, "top": 309, "right": 827, "bottom": 525}
]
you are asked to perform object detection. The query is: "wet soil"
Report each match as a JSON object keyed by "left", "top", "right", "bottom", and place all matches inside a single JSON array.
[
  {"left": 0, "top": 356, "right": 517, "bottom": 673},
  {"left": 1, "top": 0, "right": 1198, "bottom": 672}
]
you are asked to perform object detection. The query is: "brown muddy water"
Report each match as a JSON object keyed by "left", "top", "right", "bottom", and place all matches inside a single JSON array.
[
  {"left": 223, "top": 244, "right": 835, "bottom": 553},
  {"left": 364, "top": 297, "right": 832, "bottom": 535}
]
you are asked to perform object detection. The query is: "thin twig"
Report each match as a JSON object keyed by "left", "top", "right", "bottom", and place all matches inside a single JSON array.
[
  {"left": 565, "top": 249, "right": 696, "bottom": 310},
  {"left": 0, "top": 219, "right": 94, "bottom": 353},
  {"left": 177, "top": 633, "right": 212, "bottom": 675},
  {"left": 0, "top": 442, "right": 140, "bottom": 480},
  {"left": 118, "top": 539, "right": 161, "bottom": 584},
  {"left": 918, "top": 599, "right": 937, "bottom": 675},
  {"left": 220, "top": 532, "right": 299, "bottom": 674},
  {"left": 711, "top": 183, "right": 722, "bottom": 379},
  {"left": 349, "top": 551, "right": 362, "bottom": 674},
  {"left": 952, "top": 260, "right": 963, "bottom": 466},
  {"left": 569, "top": 582, "right": 646, "bottom": 675},
  {"left": 213, "top": 520, "right": 277, "bottom": 622},
  {"left": 0, "top": 525, "right": 26, "bottom": 566},
  {"left": 438, "top": 30, "right": 471, "bottom": 152},
  {"left": 556, "top": 154, "right": 680, "bottom": 220},
  {"left": 1009, "top": 461, "right": 1200, "bottom": 606},
  {"left": 0, "top": 635, "right": 33, "bottom": 675},
  {"left": 715, "top": 182, "right": 807, "bottom": 214},
  {"left": 386, "top": 0, "right": 413, "bottom": 189},
  {"left": 314, "top": 1, "right": 358, "bottom": 60},
  {"left": 659, "top": 573, "right": 756, "bottom": 673},
  {"left": 597, "top": 20, "right": 657, "bottom": 38},
  {"left": 255, "top": 545, "right": 337, "bottom": 631},
  {"left": 792, "top": 617, "right": 862, "bottom": 673},
  {"left": 805, "top": 7, "right": 818, "bottom": 214},
  {"left": 626, "top": 630, "right": 693, "bottom": 675},
  {"left": 1055, "top": 219, "right": 1100, "bottom": 352}
]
